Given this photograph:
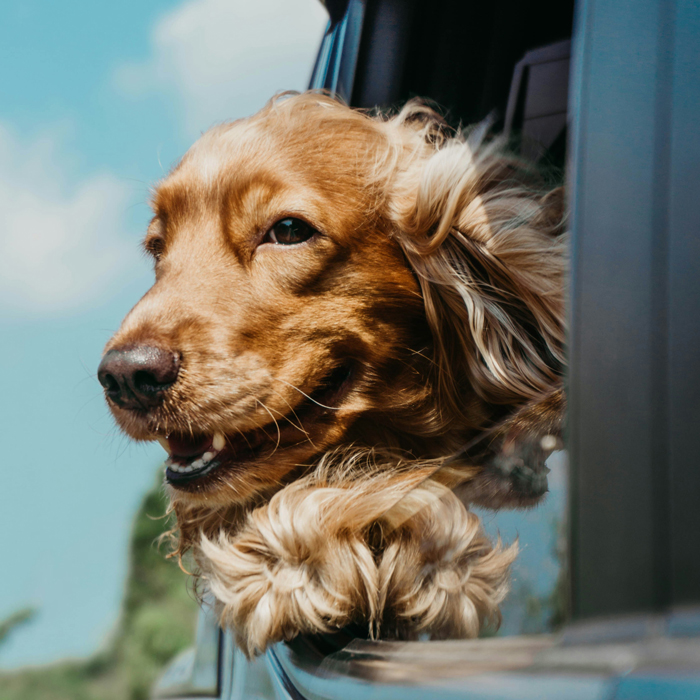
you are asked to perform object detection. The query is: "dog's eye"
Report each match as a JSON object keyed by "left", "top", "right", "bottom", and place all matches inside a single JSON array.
[
  {"left": 263, "top": 218, "right": 316, "bottom": 245},
  {"left": 144, "top": 237, "right": 165, "bottom": 261}
]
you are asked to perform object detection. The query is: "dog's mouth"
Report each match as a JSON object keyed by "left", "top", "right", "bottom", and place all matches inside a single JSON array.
[
  {"left": 161, "top": 363, "right": 354, "bottom": 488},
  {"left": 161, "top": 429, "right": 266, "bottom": 485}
]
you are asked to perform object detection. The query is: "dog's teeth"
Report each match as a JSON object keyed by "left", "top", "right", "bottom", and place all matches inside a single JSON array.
[
  {"left": 157, "top": 436, "right": 170, "bottom": 453},
  {"left": 166, "top": 450, "right": 216, "bottom": 478},
  {"left": 213, "top": 433, "right": 225, "bottom": 451}
]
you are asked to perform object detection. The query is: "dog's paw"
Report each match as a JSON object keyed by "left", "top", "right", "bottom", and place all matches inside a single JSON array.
[
  {"left": 196, "top": 458, "right": 516, "bottom": 655},
  {"left": 198, "top": 479, "right": 380, "bottom": 657},
  {"left": 378, "top": 482, "right": 517, "bottom": 639}
]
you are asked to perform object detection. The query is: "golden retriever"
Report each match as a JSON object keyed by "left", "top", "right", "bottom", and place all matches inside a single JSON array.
[{"left": 98, "top": 93, "right": 566, "bottom": 656}]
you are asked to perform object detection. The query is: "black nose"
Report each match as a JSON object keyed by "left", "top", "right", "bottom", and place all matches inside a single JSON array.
[{"left": 97, "top": 346, "right": 180, "bottom": 410}]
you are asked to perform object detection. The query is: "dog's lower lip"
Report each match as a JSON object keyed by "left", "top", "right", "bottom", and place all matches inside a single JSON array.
[{"left": 166, "top": 458, "right": 220, "bottom": 484}]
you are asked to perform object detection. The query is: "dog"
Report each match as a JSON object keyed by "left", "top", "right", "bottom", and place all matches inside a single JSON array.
[{"left": 98, "top": 93, "right": 566, "bottom": 656}]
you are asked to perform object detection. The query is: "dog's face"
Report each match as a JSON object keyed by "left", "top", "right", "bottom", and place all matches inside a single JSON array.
[
  {"left": 99, "top": 94, "right": 565, "bottom": 515},
  {"left": 100, "top": 109, "right": 442, "bottom": 509}
]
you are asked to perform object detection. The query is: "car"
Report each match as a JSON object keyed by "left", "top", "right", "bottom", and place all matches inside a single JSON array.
[{"left": 152, "top": 0, "right": 700, "bottom": 697}]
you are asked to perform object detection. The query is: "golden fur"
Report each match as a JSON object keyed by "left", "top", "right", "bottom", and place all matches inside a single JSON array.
[
  {"left": 201, "top": 450, "right": 516, "bottom": 657},
  {"left": 101, "top": 92, "right": 567, "bottom": 655}
]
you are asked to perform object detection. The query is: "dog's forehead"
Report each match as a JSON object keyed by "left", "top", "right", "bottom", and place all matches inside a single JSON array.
[
  {"left": 174, "top": 120, "right": 273, "bottom": 187},
  {"left": 152, "top": 111, "right": 376, "bottom": 226},
  {"left": 156, "top": 117, "right": 339, "bottom": 210}
]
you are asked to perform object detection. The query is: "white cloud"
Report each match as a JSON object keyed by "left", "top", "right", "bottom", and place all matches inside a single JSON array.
[
  {"left": 0, "top": 0, "right": 328, "bottom": 315},
  {"left": 0, "top": 124, "right": 140, "bottom": 314},
  {"left": 114, "top": 0, "right": 328, "bottom": 135}
]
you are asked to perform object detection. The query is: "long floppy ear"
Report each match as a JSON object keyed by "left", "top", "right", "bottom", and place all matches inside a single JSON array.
[
  {"left": 383, "top": 110, "right": 567, "bottom": 506},
  {"left": 389, "top": 126, "right": 566, "bottom": 410}
]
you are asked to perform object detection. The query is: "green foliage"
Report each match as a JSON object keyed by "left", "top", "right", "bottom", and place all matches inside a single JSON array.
[
  {"left": 0, "top": 476, "right": 199, "bottom": 700},
  {"left": 0, "top": 608, "right": 36, "bottom": 648}
]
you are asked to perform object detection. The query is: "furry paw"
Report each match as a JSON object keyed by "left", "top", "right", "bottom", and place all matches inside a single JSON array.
[
  {"left": 198, "top": 477, "right": 381, "bottom": 657},
  {"left": 378, "top": 481, "right": 517, "bottom": 638},
  {"left": 197, "top": 461, "right": 516, "bottom": 656}
]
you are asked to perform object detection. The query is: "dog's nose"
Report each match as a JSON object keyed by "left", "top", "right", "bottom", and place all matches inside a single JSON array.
[{"left": 98, "top": 346, "right": 180, "bottom": 410}]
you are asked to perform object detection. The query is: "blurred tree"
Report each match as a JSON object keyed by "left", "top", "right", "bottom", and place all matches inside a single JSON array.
[
  {"left": 0, "top": 608, "right": 36, "bottom": 648},
  {"left": 0, "top": 475, "right": 199, "bottom": 700}
]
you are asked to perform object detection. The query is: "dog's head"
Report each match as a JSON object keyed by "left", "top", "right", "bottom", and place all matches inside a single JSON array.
[{"left": 99, "top": 94, "right": 566, "bottom": 524}]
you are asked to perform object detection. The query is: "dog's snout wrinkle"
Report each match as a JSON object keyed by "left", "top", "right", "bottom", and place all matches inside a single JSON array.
[{"left": 98, "top": 345, "right": 180, "bottom": 411}]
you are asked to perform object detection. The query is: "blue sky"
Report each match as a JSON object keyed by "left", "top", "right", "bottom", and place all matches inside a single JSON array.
[
  {"left": 0, "top": 0, "right": 566, "bottom": 669},
  {"left": 0, "top": 0, "right": 327, "bottom": 668}
]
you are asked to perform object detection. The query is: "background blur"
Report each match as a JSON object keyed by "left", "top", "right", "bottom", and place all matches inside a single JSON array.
[{"left": 0, "top": 0, "right": 566, "bottom": 696}]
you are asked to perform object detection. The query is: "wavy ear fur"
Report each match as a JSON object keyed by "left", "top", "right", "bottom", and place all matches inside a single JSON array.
[{"left": 385, "top": 109, "right": 566, "bottom": 410}]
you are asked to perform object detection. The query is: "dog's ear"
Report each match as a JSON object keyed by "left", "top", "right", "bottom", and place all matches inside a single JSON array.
[
  {"left": 384, "top": 119, "right": 567, "bottom": 508},
  {"left": 388, "top": 128, "right": 567, "bottom": 411}
]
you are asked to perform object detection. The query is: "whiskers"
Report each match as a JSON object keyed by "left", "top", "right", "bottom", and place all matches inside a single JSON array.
[
  {"left": 253, "top": 398, "right": 282, "bottom": 454},
  {"left": 273, "top": 376, "right": 344, "bottom": 411},
  {"left": 256, "top": 391, "right": 318, "bottom": 453}
]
